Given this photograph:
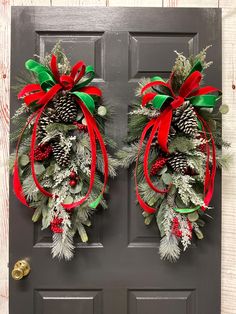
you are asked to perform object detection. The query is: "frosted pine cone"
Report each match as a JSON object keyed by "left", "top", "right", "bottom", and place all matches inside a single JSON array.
[
  {"left": 54, "top": 93, "right": 78, "bottom": 123},
  {"left": 168, "top": 152, "right": 188, "bottom": 174},
  {"left": 172, "top": 101, "right": 198, "bottom": 136},
  {"left": 37, "top": 109, "right": 60, "bottom": 141},
  {"left": 52, "top": 141, "right": 71, "bottom": 167}
]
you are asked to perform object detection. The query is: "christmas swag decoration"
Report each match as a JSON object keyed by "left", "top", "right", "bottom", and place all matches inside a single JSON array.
[
  {"left": 11, "top": 44, "right": 118, "bottom": 260},
  {"left": 117, "top": 47, "right": 231, "bottom": 262}
]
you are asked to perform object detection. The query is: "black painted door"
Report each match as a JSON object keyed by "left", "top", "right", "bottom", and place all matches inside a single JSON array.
[{"left": 10, "top": 7, "right": 222, "bottom": 314}]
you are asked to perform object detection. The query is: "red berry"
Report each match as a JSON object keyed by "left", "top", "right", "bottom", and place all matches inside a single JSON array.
[
  {"left": 150, "top": 157, "right": 167, "bottom": 176},
  {"left": 50, "top": 217, "right": 63, "bottom": 233},
  {"left": 69, "top": 179, "right": 77, "bottom": 187},
  {"left": 69, "top": 170, "right": 77, "bottom": 179}
]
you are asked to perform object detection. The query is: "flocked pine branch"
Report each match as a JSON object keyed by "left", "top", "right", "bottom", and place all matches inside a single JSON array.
[
  {"left": 52, "top": 232, "right": 75, "bottom": 261},
  {"left": 159, "top": 235, "right": 181, "bottom": 262}
]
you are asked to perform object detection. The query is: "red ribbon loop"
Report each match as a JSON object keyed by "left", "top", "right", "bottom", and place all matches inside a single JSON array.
[
  {"left": 196, "top": 113, "right": 216, "bottom": 210},
  {"left": 60, "top": 75, "right": 74, "bottom": 90},
  {"left": 70, "top": 61, "right": 86, "bottom": 84},
  {"left": 51, "top": 55, "right": 60, "bottom": 82},
  {"left": 171, "top": 96, "right": 184, "bottom": 109},
  {"left": 179, "top": 71, "right": 202, "bottom": 98}
]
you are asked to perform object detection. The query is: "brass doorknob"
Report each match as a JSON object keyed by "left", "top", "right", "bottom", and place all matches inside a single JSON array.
[{"left": 11, "top": 259, "right": 31, "bottom": 280}]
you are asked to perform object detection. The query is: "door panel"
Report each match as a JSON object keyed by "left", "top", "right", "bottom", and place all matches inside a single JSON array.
[
  {"left": 129, "top": 290, "right": 196, "bottom": 314},
  {"left": 10, "top": 7, "right": 222, "bottom": 314},
  {"left": 129, "top": 32, "right": 197, "bottom": 79}
]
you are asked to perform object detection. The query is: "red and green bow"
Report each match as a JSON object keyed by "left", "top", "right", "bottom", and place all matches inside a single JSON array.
[
  {"left": 14, "top": 55, "right": 108, "bottom": 210},
  {"left": 135, "top": 61, "right": 221, "bottom": 214}
]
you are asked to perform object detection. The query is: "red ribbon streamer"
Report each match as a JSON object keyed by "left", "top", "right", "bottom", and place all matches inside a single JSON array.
[
  {"left": 13, "top": 112, "right": 37, "bottom": 207},
  {"left": 196, "top": 114, "right": 216, "bottom": 209}
]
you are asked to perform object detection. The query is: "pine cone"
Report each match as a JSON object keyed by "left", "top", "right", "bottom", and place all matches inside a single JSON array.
[
  {"left": 54, "top": 93, "right": 78, "bottom": 123},
  {"left": 168, "top": 152, "right": 188, "bottom": 174},
  {"left": 37, "top": 110, "right": 60, "bottom": 141},
  {"left": 168, "top": 126, "right": 177, "bottom": 142},
  {"left": 52, "top": 141, "right": 71, "bottom": 167},
  {"left": 172, "top": 101, "right": 198, "bottom": 136}
]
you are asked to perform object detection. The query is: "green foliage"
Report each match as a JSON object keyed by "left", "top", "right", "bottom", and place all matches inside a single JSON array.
[
  {"left": 189, "top": 45, "right": 213, "bottom": 69},
  {"left": 116, "top": 142, "right": 141, "bottom": 168},
  {"left": 32, "top": 207, "right": 42, "bottom": 222},
  {"left": 216, "top": 152, "right": 233, "bottom": 169},
  {"left": 172, "top": 46, "right": 212, "bottom": 92},
  {"left": 43, "top": 41, "right": 71, "bottom": 74},
  {"left": 172, "top": 51, "right": 192, "bottom": 90},
  {"left": 156, "top": 200, "right": 168, "bottom": 237},
  {"left": 117, "top": 46, "right": 232, "bottom": 263},
  {"left": 172, "top": 174, "right": 204, "bottom": 207},
  {"left": 97, "top": 153, "right": 119, "bottom": 178},
  {"left": 168, "top": 136, "right": 196, "bottom": 153},
  {"left": 46, "top": 123, "right": 77, "bottom": 133},
  {"left": 10, "top": 41, "right": 118, "bottom": 261},
  {"left": 77, "top": 223, "right": 88, "bottom": 243},
  {"left": 138, "top": 181, "right": 165, "bottom": 206},
  {"left": 127, "top": 111, "right": 149, "bottom": 142}
]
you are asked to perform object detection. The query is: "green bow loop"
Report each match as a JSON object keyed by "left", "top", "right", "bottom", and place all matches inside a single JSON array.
[
  {"left": 89, "top": 195, "right": 103, "bottom": 209},
  {"left": 37, "top": 71, "right": 56, "bottom": 91},
  {"left": 187, "top": 60, "right": 204, "bottom": 77},
  {"left": 25, "top": 59, "right": 52, "bottom": 75},
  {"left": 149, "top": 75, "right": 173, "bottom": 97},
  {"left": 174, "top": 205, "right": 200, "bottom": 214},
  {"left": 25, "top": 59, "right": 55, "bottom": 91},
  {"left": 150, "top": 76, "right": 166, "bottom": 83},
  {"left": 152, "top": 94, "right": 172, "bottom": 109},
  {"left": 73, "top": 65, "right": 95, "bottom": 90},
  {"left": 72, "top": 91, "right": 95, "bottom": 114},
  {"left": 189, "top": 94, "right": 220, "bottom": 108}
]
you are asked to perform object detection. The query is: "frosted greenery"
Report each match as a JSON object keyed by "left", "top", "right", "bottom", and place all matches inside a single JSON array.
[{"left": 117, "top": 47, "right": 231, "bottom": 262}]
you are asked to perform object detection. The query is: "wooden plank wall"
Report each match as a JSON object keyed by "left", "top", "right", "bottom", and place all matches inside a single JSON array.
[{"left": 0, "top": 0, "right": 235, "bottom": 313}]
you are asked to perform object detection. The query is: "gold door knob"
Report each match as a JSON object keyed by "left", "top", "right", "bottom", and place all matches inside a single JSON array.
[{"left": 11, "top": 259, "right": 31, "bottom": 280}]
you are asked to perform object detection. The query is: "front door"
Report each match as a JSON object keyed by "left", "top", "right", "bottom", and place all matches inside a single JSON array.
[{"left": 10, "top": 7, "right": 222, "bottom": 314}]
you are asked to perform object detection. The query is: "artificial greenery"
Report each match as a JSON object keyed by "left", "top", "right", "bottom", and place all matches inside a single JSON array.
[
  {"left": 117, "top": 47, "right": 231, "bottom": 262},
  {"left": 11, "top": 43, "right": 119, "bottom": 260}
]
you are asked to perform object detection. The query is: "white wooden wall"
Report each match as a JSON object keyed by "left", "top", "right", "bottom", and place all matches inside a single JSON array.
[{"left": 0, "top": 0, "right": 235, "bottom": 313}]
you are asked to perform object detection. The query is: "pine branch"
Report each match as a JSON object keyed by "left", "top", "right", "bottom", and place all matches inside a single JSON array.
[
  {"left": 96, "top": 153, "right": 119, "bottom": 178},
  {"left": 43, "top": 41, "right": 71, "bottom": 74},
  {"left": 116, "top": 142, "right": 141, "bottom": 168},
  {"left": 138, "top": 181, "right": 165, "bottom": 206},
  {"left": 190, "top": 45, "right": 213, "bottom": 69},
  {"left": 22, "top": 175, "right": 40, "bottom": 202},
  {"left": 127, "top": 113, "right": 149, "bottom": 142},
  {"left": 168, "top": 136, "right": 196, "bottom": 153},
  {"left": 77, "top": 222, "right": 88, "bottom": 243},
  {"left": 159, "top": 235, "right": 180, "bottom": 262},
  {"left": 216, "top": 152, "right": 233, "bottom": 169},
  {"left": 52, "top": 232, "right": 75, "bottom": 261},
  {"left": 172, "top": 174, "right": 204, "bottom": 207}
]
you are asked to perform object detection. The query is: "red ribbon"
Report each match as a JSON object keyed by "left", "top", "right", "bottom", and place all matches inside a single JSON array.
[
  {"left": 13, "top": 112, "right": 37, "bottom": 207},
  {"left": 196, "top": 114, "right": 216, "bottom": 210}
]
